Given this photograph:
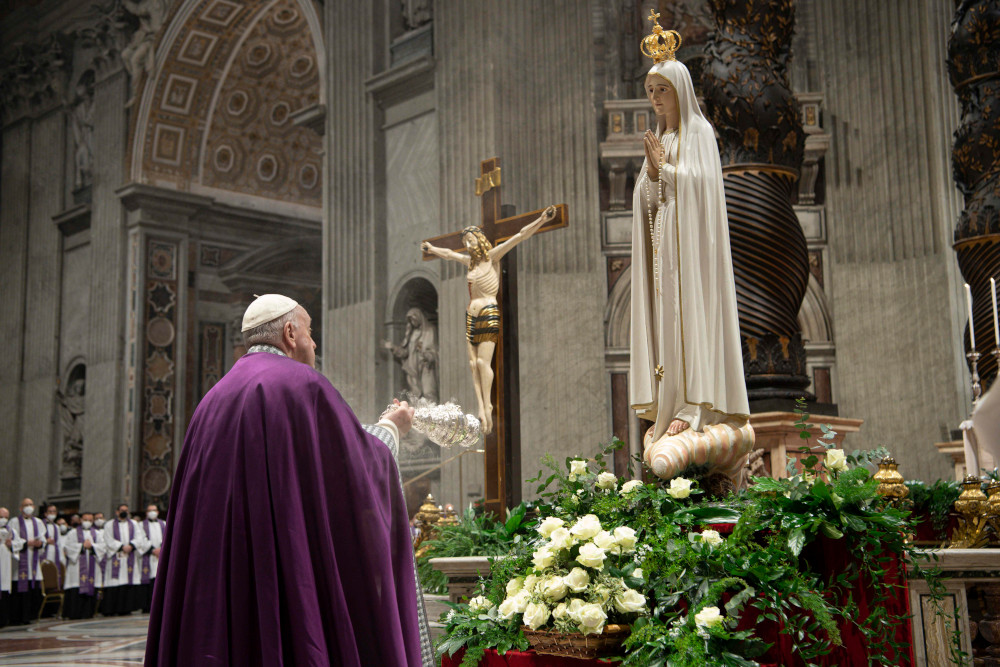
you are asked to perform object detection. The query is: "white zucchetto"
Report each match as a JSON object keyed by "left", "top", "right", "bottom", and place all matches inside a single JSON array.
[{"left": 241, "top": 294, "right": 298, "bottom": 332}]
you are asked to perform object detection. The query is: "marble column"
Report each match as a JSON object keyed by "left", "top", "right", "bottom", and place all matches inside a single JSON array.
[
  {"left": 81, "top": 69, "right": 129, "bottom": 513},
  {"left": 949, "top": 0, "right": 1000, "bottom": 394},
  {"left": 0, "top": 121, "right": 31, "bottom": 509},
  {"left": 702, "top": 0, "right": 811, "bottom": 403}
]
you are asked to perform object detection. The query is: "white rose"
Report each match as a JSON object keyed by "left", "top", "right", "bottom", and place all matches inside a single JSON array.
[
  {"left": 552, "top": 602, "right": 569, "bottom": 620},
  {"left": 565, "top": 598, "right": 587, "bottom": 622},
  {"left": 613, "top": 526, "right": 637, "bottom": 552},
  {"left": 506, "top": 577, "right": 525, "bottom": 597},
  {"left": 575, "top": 602, "right": 608, "bottom": 635},
  {"left": 548, "top": 527, "right": 575, "bottom": 551},
  {"left": 825, "top": 448, "right": 848, "bottom": 472},
  {"left": 512, "top": 590, "right": 530, "bottom": 613},
  {"left": 539, "top": 575, "right": 568, "bottom": 602},
  {"left": 633, "top": 568, "right": 644, "bottom": 580},
  {"left": 596, "top": 471, "right": 617, "bottom": 490},
  {"left": 666, "top": 477, "right": 694, "bottom": 499},
  {"left": 570, "top": 514, "right": 602, "bottom": 540},
  {"left": 537, "top": 516, "right": 565, "bottom": 538},
  {"left": 699, "top": 529, "right": 723, "bottom": 547},
  {"left": 621, "top": 479, "right": 643, "bottom": 493},
  {"left": 593, "top": 530, "right": 620, "bottom": 554},
  {"left": 532, "top": 547, "right": 556, "bottom": 569},
  {"left": 523, "top": 601, "right": 551, "bottom": 631},
  {"left": 498, "top": 596, "right": 520, "bottom": 620},
  {"left": 523, "top": 574, "right": 540, "bottom": 593},
  {"left": 563, "top": 567, "right": 591, "bottom": 593},
  {"left": 614, "top": 588, "right": 647, "bottom": 614},
  {"left": 576, "top": 542, "right": 607, "bottom": 569},
  {"left": 468, "top": 595, "right": 494, "bottom": 614},
  {"left": 694, "top": 606, "right": 724, "bottom": 629},
  {"left": 570, "top": 459, "right": 589, "bottom": 476},
  {"left": 591, "top": 583, "right": 612, "bottom": 605}
]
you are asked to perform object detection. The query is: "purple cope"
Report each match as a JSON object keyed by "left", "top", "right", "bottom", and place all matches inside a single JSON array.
[{"left": 144, "top": 352, "right": 423, "bottom": 666}]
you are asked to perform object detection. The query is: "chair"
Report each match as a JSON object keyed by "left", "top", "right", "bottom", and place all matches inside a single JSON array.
[{"left": 37, "top": 559, "right": 65, "bottom": 620}]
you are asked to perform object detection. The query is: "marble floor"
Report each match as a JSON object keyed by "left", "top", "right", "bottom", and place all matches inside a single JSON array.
[{"left": 0, "top": 615, "right": 147, "bottom": 666}]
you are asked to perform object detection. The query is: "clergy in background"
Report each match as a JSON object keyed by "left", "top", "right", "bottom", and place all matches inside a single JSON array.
[
  {"left": 137, "top": 504, "right": 164, "bottom": 613},
  {"left": 0, "top": 507, "right": 12, "bottom": 627},
  {"left": 63, "top": 511, "right": 105, "bottom": 619},
  {"left": 103, "top": 502, "right": 145, "bottom": 616},
  {"left": 9, "top": 498, "right": 44, "bottom": 624},
  {"left": 145, "top": 295, "right": 428, "bottom": 666},
  {"left": 41, "top": 504, "right": 64, "bottom": 594}
]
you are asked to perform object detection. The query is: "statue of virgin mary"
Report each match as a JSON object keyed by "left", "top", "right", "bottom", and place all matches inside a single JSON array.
[{"left": 630, "top": 14, "right": 753, "bottom": 481}]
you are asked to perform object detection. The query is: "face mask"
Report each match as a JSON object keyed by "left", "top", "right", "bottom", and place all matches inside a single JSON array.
[
  {"left": 0, "top": 518, "right": 7, "bottom": 527},
  {"left": 46, "top": 514, "right": 57, "bottom": 522},
  {"left": 119, "top": 511, "right": 128, "bottom": 520},
  {"left": 58, "top": 525, "right": 68, "bottom": 535},
  {"left": 147, "top": 511, "right": 158, "bottom": 520},
  {"left": 94, "top": 519, "right": 105, "bottom": 528},
  {"left": 81, "top": 521, "right": 92, "bottom": 530},
  {"left": 23, "top": 506, "right": 34, "bottom": 516}
]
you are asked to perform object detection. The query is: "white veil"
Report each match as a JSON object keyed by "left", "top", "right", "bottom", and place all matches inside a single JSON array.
[{"left": 630, "top": 59, "right": 750, "bottom": 423}]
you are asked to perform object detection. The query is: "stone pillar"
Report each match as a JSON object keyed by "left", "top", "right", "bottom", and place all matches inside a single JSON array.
[
  {"left": 949, "top": 0, "right": 1000, "bottom": 393},
  {"left": 80, "top": 69, "right": 129, "bottom": 513},
  {"left": 0, "top": 121, "right": 31, "bottom": 509},
  {"left": 702, "top": 0, "right": 811, "bottom": 403}
]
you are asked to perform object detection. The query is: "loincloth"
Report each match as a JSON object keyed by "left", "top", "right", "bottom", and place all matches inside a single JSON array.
[{"left": 466, "top": 305, "right": 500, "bottom": 345}]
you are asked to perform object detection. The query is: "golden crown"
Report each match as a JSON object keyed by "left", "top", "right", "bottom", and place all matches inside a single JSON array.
[{"left": 640, "top": 9, "right": 681, "bottom": 63}]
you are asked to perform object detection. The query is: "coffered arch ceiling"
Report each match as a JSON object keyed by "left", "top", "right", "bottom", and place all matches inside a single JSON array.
[{"left": 129, "top": 0, "right": 323, "bottom": 209}]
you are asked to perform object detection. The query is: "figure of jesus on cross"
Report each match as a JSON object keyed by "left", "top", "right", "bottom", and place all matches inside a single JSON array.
[{"left": 422, "top": 204, "right": 556, "bottom": 434}]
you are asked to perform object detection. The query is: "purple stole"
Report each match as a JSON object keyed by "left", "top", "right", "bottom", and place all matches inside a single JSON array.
[
  {"left": 16, "top": 517, "right": 42, "bottom": 592},
  {"left": 112, "top": 520, "right": 136, "bottom": 581},
  {"left": 141, "top": 519, "right": 165, "bottom": 584},
  {"left": 76, "top": 526, "right": 97, "bottom": 596},
  {"left": 45, "top": 522, "right": 63, "bottom": 587}
]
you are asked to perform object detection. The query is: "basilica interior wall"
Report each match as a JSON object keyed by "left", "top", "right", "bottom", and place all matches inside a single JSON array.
[{"left": 810, "top": 0, "right": 966, "bottom": 480}]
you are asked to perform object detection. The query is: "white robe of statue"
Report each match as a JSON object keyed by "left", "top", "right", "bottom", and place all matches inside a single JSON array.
[{"left": 630, "top": 58, "right": 750, "bottom": 441}]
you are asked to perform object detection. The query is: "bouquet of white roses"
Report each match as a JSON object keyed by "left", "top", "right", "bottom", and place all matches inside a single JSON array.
[{"left": 495, "top": 513, "right": 648, "bottom": 636}]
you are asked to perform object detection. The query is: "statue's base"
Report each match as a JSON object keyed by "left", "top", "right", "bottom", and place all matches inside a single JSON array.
[{"left": 748, "top": 412, "right": 863, "bottom": 479}]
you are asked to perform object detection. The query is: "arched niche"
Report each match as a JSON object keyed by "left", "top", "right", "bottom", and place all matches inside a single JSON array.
[
  {"left": 57, "top": 359, "right": 87, "bottom": 492},
  {"left": 386, "top": 276, "right": 439, "bottom": 403}
]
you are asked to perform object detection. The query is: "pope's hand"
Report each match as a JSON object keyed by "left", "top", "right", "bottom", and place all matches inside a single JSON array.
[{"left": 384, "top": 399, "right": 415, "bottom": 437}]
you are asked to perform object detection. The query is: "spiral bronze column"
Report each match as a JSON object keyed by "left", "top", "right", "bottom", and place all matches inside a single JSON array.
[
  {"left": 702, "top": 0, "right": 810, "bottom": 401},
  {"left": 949, "top": 1, "right": 1000, "bottom": 393}
]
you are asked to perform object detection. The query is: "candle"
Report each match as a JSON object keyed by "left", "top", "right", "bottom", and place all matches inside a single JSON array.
[
  {"left": 992, "top": 277, "right": 999, "bottom": 348},
  {"left": 966, "top": 283, "right": 976, "bottom": 350}
]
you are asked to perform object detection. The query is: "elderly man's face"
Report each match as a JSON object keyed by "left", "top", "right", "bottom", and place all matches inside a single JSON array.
[{"left": 288, "top": 306, "right": 316, "bottom": 368}]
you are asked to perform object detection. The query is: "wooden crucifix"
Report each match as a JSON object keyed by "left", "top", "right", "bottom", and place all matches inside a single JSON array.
[{"left": 421, "top": 157, "right": 568, "bottom": 515}]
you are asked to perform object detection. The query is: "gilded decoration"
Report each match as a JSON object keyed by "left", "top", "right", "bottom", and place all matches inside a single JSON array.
[{"left": 134, "top": 0, "right": 321, "bottom": 207}]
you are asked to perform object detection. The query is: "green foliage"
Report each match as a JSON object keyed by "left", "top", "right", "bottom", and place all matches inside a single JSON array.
[
  {"left": 417, "top": 503, "right": 535, "bottom": 594},
  {"left": 906, "top": 479, "right": 961, "bottom": 540},
  {"left": 434, "top": 429, "right": 954, "bottom": 667}
]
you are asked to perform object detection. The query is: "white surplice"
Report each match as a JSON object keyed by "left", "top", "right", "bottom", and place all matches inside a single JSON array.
[
  {"left": 630, "top": 58, "right": 749, "bottom": 440},
  {"left": 0, "top": 524, "right": 13, "bottom": 594},
  {"left": 103, "top": 519, "right": 146, "bottom": 586},
  {"left": 64, "top": 526, "right": 106, "bottom": 590},
  {"left": 9, "top": 516, "right": 44, "bottom": 583},
  {"left": 137, "top": 519, "right": 165, "bottom": 580}
]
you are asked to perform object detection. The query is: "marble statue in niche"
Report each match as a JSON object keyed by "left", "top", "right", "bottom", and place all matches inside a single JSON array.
[
  {"left": 68, "top": 73, "right": 95, "bottom": 191},
  {"left": 383, "top": 307, "right": 439, "bottom": 403},
  {"left": 402, "top": 0, "right": 433, "bottom": 30},
  {"left": 57, "top": 372, "right": 86, "bottom": 481}
]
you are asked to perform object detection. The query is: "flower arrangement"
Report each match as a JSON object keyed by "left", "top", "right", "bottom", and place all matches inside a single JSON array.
[
  {"left": 438, "top": 402, "right": 956, "bottom": 667},
  {"left": 495, "top": 512, "right": 648, "bottom": 636}
]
